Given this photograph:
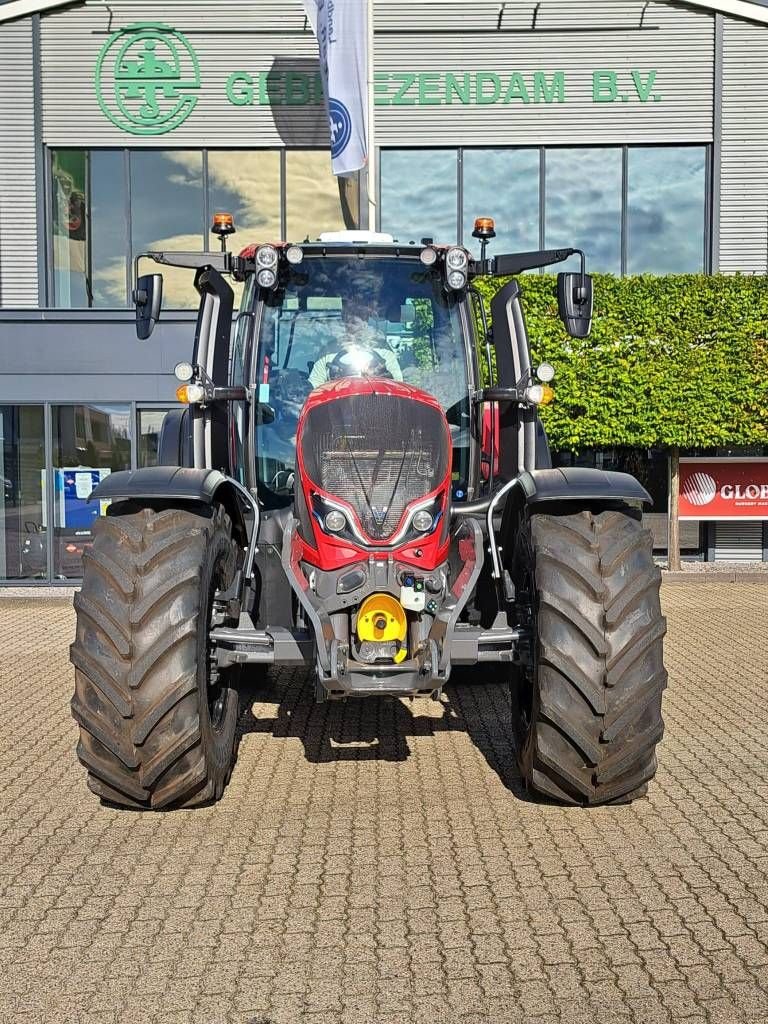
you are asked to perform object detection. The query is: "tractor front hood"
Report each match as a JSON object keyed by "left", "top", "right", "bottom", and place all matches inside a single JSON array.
[{"left": 294, "top": 377, "right": 453, "bottom": 573}]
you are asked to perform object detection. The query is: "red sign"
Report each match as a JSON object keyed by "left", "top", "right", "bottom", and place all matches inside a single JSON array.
[{"left": 679, "top": 458, "right": 768, "bottom": 520}]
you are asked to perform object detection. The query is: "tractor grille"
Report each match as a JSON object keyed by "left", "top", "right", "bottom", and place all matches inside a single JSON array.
[{"left": 300, "top": 393, "right": 449, "bottom": 541}]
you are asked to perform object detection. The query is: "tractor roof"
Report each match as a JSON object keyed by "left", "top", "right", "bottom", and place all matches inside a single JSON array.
[{"left": 238, "top": 240, "right": 436, "bottom": 261}]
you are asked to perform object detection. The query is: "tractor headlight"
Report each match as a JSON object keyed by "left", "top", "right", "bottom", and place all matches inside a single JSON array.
[
  {"left": 285, "top": 245, "right": 304, "bottom": 265},
  {"left": 523, "top": 384, "right": 555, "bottom": 406},
  {"left": 324, "top": 510, "right": 347, "bottom": 533},
  {"left": 420, "top": 246, "right": 438, "bottom": 266},
  {"left": 412, "top": 509, "right": 434, "bottom": 533},
  {"left": 256, "top": 244, "right": 278, "bottom": 269},
  {"left": 174, "top": 361, "right": 194, "bottom": 382},
  {"left": 257, "top": 267, "right": 277, "bottom": 289},
  {"left": 446, "top": 269, "right": 467, "bottom": 291},
  {"left": 446, "top": 247, "right": 468, "bottom": 271}
]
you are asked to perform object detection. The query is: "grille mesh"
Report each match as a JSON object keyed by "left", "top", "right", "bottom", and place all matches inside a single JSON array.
[{"left": 300, "top": 393, "right": 449, "bottom": 540}]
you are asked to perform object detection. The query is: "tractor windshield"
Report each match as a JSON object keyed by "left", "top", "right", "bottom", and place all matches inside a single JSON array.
[{"left": 252, "top": 256, "right": 471, "bottom": 506}]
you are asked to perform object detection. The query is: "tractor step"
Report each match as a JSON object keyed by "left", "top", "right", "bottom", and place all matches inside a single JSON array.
[
  {"left": 450, "top": 622, "right": 526, "bottom": 664},
  {"left": 319, "top": 677, "right": 443, "bottom": 701},
  {"left": 211, "top": 617, "right": 313, "bottom": 667}
]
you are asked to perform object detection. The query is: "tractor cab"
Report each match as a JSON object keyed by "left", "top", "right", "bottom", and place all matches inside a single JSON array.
[{"left": 239, "top": 234, "right": 477, "bottom": 512}]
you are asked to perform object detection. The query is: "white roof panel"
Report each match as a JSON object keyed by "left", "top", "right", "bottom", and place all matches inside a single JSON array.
[{"left": 2, "top": 0, "right": 768, "bottom": 29}]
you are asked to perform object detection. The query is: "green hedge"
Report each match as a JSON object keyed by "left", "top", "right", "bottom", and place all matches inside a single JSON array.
[{"left": 473, "top": 274, "right": 768, "bottom": 452}]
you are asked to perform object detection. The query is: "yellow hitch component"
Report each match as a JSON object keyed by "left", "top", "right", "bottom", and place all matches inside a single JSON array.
[{"left": 357, "top": 593, "right": 408, "bottom": 663}]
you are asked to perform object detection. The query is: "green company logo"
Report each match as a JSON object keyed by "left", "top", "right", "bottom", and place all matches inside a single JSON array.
[{"left": 95, "top": 22, "right": 201, "bottom": 135}]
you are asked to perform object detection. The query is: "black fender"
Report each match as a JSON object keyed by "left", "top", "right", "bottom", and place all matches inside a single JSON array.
[
  {"left": 89, "top": 467, "right": 251, "bottom": 550},
  {"left": 517, "top": 467, "right": 651, "bottom": 507},
  {"left": 456, "top": 467, "right": 649, "bottom": 518},
  {"left": 499, "top": 466, "right": 651, "bottom": 545}
]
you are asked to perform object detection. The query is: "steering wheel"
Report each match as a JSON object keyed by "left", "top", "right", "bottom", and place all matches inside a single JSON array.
[{"left": 270, "top": 468, "right": 295, "bottom": 494}]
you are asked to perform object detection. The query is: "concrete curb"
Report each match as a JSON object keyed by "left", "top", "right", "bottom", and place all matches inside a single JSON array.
[
  {"left": 663, "top": 571, "right": 768, "bottom": 583},
  {"left": 0, "top": 587, "right": 77, "bottom": 600}
]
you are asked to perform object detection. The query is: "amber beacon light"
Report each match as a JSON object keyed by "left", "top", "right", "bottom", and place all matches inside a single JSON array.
[
  {"left": 211, "top": 212, "right": 236, "bottom": 250},
  {"left": 472, "top": 216, "right": 496, "bottom": 263},
  {"left": 472, "top": 217, "right": 496, "bottom": 239}
]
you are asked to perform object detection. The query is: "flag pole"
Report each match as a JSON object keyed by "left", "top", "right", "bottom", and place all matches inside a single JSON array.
[{"left": 366, "top": 0, "right": 376, "bottom": 230}]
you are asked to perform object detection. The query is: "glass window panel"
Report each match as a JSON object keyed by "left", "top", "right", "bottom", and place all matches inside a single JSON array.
[
  {"left": 52, "top": 404, "right": 131, "bottom": 579},
  {"left": 285, "top": 150, "right": 359, "bottom": 241},
  {"left": 131, "top": 150, "right": 203, "bottom": 308},
  {"left": 208, "top": 150, "right": 281, "bottom": 239},
  {"left": 90, "top": 150, "right": 129, "bottom": 307},
  {"left": 380, "top": 149, "right": 458, "bottom": 244},
  {"left": 628, "top": 147, "right": 706, "bottom": 274},
  {"left": 52, "top": 150, "right": 89, "bottom": 308},
  {"left": 462, "top": 149, "right": 540, "bottom": 256},
  {"left": 137, "top": 408, "right": 175, "bottom": 468},
  {"left": 0, "top": 406, "right": 46, "bottom": 581},
  {"left": 545, "top": 148, "right": 622, "bottom": 273},
  {"left": 208, "top": 150, "right": 281, "bottom": 305},
  {"left": 52, "top": 150, "right": 128, "bottom": 309}
]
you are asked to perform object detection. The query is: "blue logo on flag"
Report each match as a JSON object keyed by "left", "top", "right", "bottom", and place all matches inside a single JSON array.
[{"left": 328, "top": 98, "right": 352, "bottom": 158}]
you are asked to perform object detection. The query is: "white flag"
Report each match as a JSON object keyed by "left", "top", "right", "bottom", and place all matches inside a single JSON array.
[{"left": 302, "top": 0, "right": 368, "bottom": 176}]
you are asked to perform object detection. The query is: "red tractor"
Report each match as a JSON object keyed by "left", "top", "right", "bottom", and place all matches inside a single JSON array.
[{"left": 70, "top": 217, "right": 666, "bottom": 810}]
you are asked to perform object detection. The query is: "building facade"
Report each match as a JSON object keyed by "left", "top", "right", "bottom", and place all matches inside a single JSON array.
[{"left": 1, "top": 0, "right": 767, "bottom": 582}]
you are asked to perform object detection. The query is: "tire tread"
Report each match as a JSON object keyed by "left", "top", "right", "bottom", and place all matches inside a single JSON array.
[
  {"left": 518, "top": 509, "right": 666, "bottom": 805},
  {"left": 70, "top": 505, "right": 238, "bottom": 810}
]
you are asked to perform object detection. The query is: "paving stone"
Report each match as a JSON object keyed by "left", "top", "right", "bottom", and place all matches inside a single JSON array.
[{"left": 1, "top": 583, "right": 767, "bottom": 1022}]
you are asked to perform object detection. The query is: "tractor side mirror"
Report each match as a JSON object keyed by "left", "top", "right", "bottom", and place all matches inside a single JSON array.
[
  {"left": 134, "top": 273, "right": 163, "bottom": 340},
  {"left": 557, "top": 272, "right": 593, "bottom": 338}
]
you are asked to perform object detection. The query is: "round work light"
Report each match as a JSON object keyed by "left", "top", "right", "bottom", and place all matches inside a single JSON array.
[
  {"left": 256, "top": 268, "right": 277, "bottom": 289},
  {"left": 324, "top": 510, "right": 347, "bottom": 533},
  {"left": 412, "top": 509, "right": 434, "bottom": 533},
  {"left": 446, "top": 247, "right": 468, "bottom": 270},
  {"left": 174, "top": 361, "right": 194, "bottom": 382},
  {"left": 256, "top": 244, "right": 278, "bottom": 268}
]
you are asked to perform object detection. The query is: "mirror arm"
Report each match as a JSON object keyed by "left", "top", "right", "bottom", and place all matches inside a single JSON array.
[
  {"left": 185, "top": 363, "right": 248, "bottom": 405},
  {"left": 473, "top": 387, "right": 523, "bottom": 404},
  {"left": 211, "top": 386, "right": 248, "bottom": 402},
  {"left": 471, "top": 247, "right": 577, "bottom": 277},
  {"left": 132, "top": 251, "right": 232, "bottom": 296}
]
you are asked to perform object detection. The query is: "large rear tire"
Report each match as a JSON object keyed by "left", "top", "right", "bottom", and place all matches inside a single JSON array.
[
  {"left": 512, "top": 508, "right": 666, "bottom": 806},
  {"left": 70, "top": 504, "right": 240, "bottom": 810}
]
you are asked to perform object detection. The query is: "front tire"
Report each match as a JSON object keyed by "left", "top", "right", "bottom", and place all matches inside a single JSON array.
[
  {"left": 70, "top": 504, "right": 240, "bottom": 809},
  {"left": 512, "top": 508, "right": 667, "bottom": 805}
]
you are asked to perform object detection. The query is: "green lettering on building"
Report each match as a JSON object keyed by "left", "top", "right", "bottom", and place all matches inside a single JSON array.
[
  {"left": 503, "top": 73, "right": 530, "bottom": 104},
  {"left": 632, "top": 69, "right": 659, "bottom": 102},
  {"left": 445, "top": 73, "right": 471, "bottom": 104},
  {"left": 534, "top": 71, "right": 565, "bottom": 104},
  {"left": 235, "top": 69, "right": 655, "bottom": 108},
  {"left": 593, "top": 70, "right": 619, "bottom": 103},
  {"left": 226, "top": 71, "right": 253, "bottom": 106}
]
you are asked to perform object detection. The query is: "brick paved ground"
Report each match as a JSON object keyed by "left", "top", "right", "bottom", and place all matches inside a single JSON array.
[{"left": 1, "top": 582, "right": 767, "bottom": 1024}]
